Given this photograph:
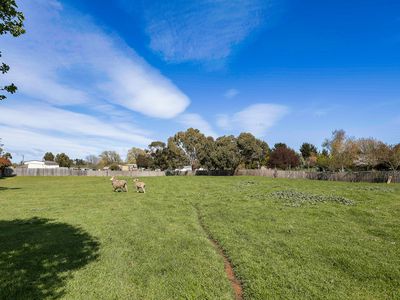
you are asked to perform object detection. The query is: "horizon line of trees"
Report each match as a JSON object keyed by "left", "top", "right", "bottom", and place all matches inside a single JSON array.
[{"left": 3, "top": 128, "right": 400, "bottom": 172}]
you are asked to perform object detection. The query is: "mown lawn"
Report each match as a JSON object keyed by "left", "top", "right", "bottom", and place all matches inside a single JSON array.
[{"left": 0, "top": 176, "right": 399, "bottom": 299}]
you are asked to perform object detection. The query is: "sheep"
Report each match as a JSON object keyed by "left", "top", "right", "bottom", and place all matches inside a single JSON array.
[
  {"left": 110, "top": 176, "right": 128, "bottom": 192},
  {"left": 133, "top": 178, "right": 146, "bottom": 193}
]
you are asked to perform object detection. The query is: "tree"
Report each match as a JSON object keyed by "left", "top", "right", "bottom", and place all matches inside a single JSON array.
[
  {"left": 299, "top": 143, "right": 318, "bottom": 169},
  {"left": 237, "top": 133, "right": 269, "bottom": 169},
  {"left": 136, "top": 153, "right": 151, "bottom": 169},
  {"left": 379, "top": 143, "right": 400, "bottom": 171},
  {"left": 0, "top": 157, "right": 11, "bottom": 175},
  {"left": 2, "top": 151, "right": 12, "bottom": 159},
  {"left": 1, "top": 0, "right": 25, "bottom": 101},
  {"left": 126, "top": 147, "right": 146, "bottom": 164},
  {"left": 300, "top": 143, "right": 318, "bottom": 159},
  {"left": 355, "top": 138, "right": 385, "bottom": 170},
  {"left": 55, "top": 153, "right": 72, "bottom": 168},
  {"left": 211, "top": 135, "right": 240, "bottom": 170},
  {"left": 316, "top": 151, "right": 331, "bottom": 171},
  {"left": 73, "top": 159, "right": 86, "bottom": 169},
  {"left": 268, "top": 143, "right": 300, "bottom": 170},
  {"left": 323, "top": 130, "right": 358, "bottom": 171},
  {"left": 166, "top": 138, "right": 188, "bottom": 169},
  {"left": 169, "top": 128, "right": 208, "bottom": 169},
  {"left": 148, "top": 141, "right": 166, "bottom": 154},
  {"left": 0, "top": 139, "right": 12, "bottom": 175},
  {"left": 85, "top": 154, "right": 99, "bottom": 169},
  {"left": 43, "top": 152, "right": 55, "bottom": 161},
  {"left": 195, "top": 136, "right": 215, "bottom": 170},
  {"left": 99, "top": 151, "right": 122, "bottom": 167},
  {"left": 148, "top": 141, "right": 174, "bottom": 170}
]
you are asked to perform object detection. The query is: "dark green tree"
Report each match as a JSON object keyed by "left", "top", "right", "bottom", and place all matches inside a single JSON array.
[
  {"left": 136, "top": 153, "right": 151, "bottom": 169},
  {"left": 197, "top": 136, "right": 215, "bottom": 170},
  {"left": 55, "top": 153, "right": 72, "bottom": 168},
  {"left": 43, "top": 152, "right": 55, "bottom": 161},
  {"left": 169, "top": 128, "right": 208, "bottom": 169},
  {"left": 148, "top": 141, "right": 172, "bottom": 170},
  {"left": 1, "top": 0, "right": 25, "bottom": 100},
  {"left": 237, "top": 133, "right": 269, "bottom": 169},
  {"left": 211, "top": 135, "right": 240, "bottom": 170},
  {"left": 148, "top": 141, "right": 166, "bottom": 154},
  {"left": 300, "top": 143, "right": 318, "bottom": 159}
]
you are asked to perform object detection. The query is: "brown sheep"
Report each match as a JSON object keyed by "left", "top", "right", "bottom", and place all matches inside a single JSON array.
[
  {"left": 133, "top": 178, "right": 146, "bottom": 193},
  {"left": 110, "top": 176, "right": 128, "bottom": 192}
]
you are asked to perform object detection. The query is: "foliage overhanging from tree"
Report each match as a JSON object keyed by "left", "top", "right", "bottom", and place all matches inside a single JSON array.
[{"left": 1, "top": 0, "right": 25, "bottom": 101}]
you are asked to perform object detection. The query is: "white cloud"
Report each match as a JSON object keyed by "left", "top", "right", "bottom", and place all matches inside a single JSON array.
[
  {"left": 178, "top": 113, "right": 218, "bottom": 137},
  {"left": 0, "top": 102, "right": 153, "bottom": 160},
  {"left": 2, "top": 0, "right": 190, "bottom": 118},
  {"left": 216, "top": 103, "right": 289, "bottom": 136},
  {"left": 143, "top": 0, "right": 268, "bottom": 62},
  {"left": 224, "top": 89, "right": 239, "bottom": 99}
]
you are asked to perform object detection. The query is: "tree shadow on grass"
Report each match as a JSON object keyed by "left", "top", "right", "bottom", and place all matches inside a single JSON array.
[{"left": 0, "top": 217, "right": 99, "bottom": 299}]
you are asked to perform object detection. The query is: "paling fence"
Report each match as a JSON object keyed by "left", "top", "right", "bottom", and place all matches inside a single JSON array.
[
  {"left": 11, "top": 168, "right": 165, "bottom": 177},
  {"left": 3, "top": 167, "right": 399, "bottom": 183},
  {"left": 236, "top": 169, "right": 400, "bottom": 183}
]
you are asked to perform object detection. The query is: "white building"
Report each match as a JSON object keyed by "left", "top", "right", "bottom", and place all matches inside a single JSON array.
[{"left": 24, "top": 160, "right": 59, "bottom": 169}]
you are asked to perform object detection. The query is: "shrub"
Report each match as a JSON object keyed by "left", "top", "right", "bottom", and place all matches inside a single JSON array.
[{"left": 109, "top": 164, "right": 121, "bottom": 171}]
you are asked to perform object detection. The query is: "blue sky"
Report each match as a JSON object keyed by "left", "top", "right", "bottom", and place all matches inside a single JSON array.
[{"left": 1, "top": 0, "right": 399, "bottom": 161}]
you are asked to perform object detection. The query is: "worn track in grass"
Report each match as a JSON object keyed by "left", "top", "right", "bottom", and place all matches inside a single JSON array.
[{"left": 194, "top": 205, "right": 243, "bottom": 300}]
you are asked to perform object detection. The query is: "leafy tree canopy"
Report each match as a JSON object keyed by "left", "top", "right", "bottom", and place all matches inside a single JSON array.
[
  {"left": 99, "top": 151, "right": 122, "bottom": 167},
  {"left": 1, "top": 0, "right": 25, "bottom": 100},
  {"left": 43, "top": 152, "right": 55, "bottom": 162},
  {"left": 268, "top": 143, "right": 300, "bottom": 170},
  {"left": 55, "top": 153, "right": 72, "bottom": 168},
  {"left": 126, "top": 147, "right": 146, "bottom": 164},
  {"left": 300, "top": 143, "right": 318, "bottom": 159},
  {"left": 169, "top": 128, "right": 208, "bottom": 169}
]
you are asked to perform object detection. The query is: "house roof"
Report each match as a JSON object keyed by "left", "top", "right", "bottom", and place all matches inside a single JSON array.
[
  {"left": 24, "top": 160, "right": 59, "bottom": 166},
  {"left": 24, "top": 160, "right": 43, "bottom": 164}
]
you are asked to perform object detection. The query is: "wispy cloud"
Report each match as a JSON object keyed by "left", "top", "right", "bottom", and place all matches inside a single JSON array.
[
  {"left": 142, "top": 0, "right": 269, "bottom": 63},
  {"left": 2, "top": 0, "right": 190, "bottom": 118},
  {"left": 224, "top": 88, "right": 239, "bottom": 99},
  {"left": 177, "top": 113, "right": 218, "bottom": 137},
  {"left": 216, "top": 103, "right": 289, "bottom": 137},
  {"left": 0, "top": 101, "right": 152, "bottom": 159}
]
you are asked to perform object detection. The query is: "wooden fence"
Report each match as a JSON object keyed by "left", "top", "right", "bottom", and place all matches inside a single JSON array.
[
  {"left": 11, "top": 168, "right": 165, "bottom": 177},
  {"left": 4, "top": 167, "right": 399, "bottom": 183},
  {"left": 236, "top": 169, "right": 400, "bottom": 183}
]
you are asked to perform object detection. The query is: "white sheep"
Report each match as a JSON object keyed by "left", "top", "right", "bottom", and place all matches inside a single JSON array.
[
  {"left": 133, "top": 178, "right": 146, "bottom": 193},
  {"left": 110, "top": 176, "right": 128, "bottom": 192}
]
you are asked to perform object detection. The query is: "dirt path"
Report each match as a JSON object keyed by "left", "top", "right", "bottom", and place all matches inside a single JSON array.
[{"left": 194, "top": 205, "right": 243, "bottom": 300}]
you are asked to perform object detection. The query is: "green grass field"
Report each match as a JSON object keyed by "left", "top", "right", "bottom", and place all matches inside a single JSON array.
[{"left": 0, "top": 176, "right": 399, "bottom": 299}]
